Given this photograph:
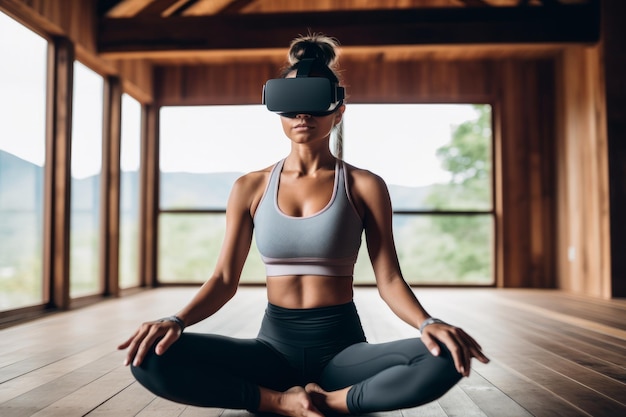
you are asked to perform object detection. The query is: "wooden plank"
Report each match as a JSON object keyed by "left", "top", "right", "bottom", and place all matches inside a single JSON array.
[
  {"left": 179, "top": 406, "right": 223, "bottom": 417},
  {"left": 457, "top": 372, "right": 534, "bottom": 417},
  {"left": 84, "top": 381, "right": 155, "bottom": 416},
  {"left": 401, "top": 401, "right": 448, "bottom": 417},
  {"left": 438, "top": 384, "right": 488, "bottom": 416},
  {"left": 134, "top": 396, "right": 186, "bottom": 417},
  {"left": 474, "top": 360, "right": 590, "bottom": 417},
  {"left": 0, "top": 343, "right": 120, "bottom": 403},
  {"left": 28, "top": 365, "right": 134, "bottom": 416},
  {"left": 0, "top": 352, "right": 125, "bottom": 416}
]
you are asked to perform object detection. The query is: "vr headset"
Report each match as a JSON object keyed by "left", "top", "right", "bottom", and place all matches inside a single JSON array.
[{"left": 262, "top": 58, "right": 345, "bottom": 118}]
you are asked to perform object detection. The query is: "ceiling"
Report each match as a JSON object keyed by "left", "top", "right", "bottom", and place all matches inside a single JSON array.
[{"left": 95, "top": 0, "right": 600, "bottom": 63}]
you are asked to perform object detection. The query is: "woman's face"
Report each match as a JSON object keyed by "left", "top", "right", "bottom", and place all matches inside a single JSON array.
[{"left": 279, "top": 105, "right": 344, "bottom": 145}]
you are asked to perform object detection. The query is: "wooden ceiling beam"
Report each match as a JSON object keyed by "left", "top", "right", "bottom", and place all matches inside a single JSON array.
[
  {"left": 97, "top": 3, "right": 600, "bottom": 57},
  {"left": 139, "top": 0, "right": 189, "bottom": 16},
  {"left": 105, "top": 0, "right": 154, "bottom": 17},
  {"left": 216, "top": 0, "right": 257, "bottom": 15}
]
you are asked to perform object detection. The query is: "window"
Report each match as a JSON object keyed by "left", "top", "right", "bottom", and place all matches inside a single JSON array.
[
  {"left": 119, "top": 94, "right": 142, "bottom": 289},
  {"left": 159, "top": 105, "right": 288, "bottom": 283},
  {"left": 69, "top": 62, "right": 104, "bottom": 297},
  {"left": 158, "top": 104, "right": 494, "bottom": 285},
  {"left": 0, "top": 12, "right": 48, "bottom": 311},
  {"left": 345, "top": 104, "right": 494, "bottom": 284}
]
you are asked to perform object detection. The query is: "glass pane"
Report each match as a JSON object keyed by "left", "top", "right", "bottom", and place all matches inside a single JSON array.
[
  {"left": 158, "top": 213, "right": 264, "bottom": 283},
  {"left": 0, "top": 12, "right": 47, "bottom": 311},
  {"left": 159, "top": 105, "right": 289, "bottom": 209},
  {"left": 119, "top": 94, "right": 141, "bottom": 289},
  {"left": 343, "top": 104, "right": 492, "bottom": 211},
  {"left": 70, "top": 62, "right": 103, "bottom": 298},
  {"left": 159, "top": 105, "right": 288, "bottom": 283},
  {"left": 354, "top": 214, "right": 494, "bottom": 285}
]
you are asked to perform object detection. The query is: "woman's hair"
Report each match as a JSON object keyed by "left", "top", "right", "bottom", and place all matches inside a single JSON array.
[{"left": 280, "top": 33, "right": 342, "bottom": 83}]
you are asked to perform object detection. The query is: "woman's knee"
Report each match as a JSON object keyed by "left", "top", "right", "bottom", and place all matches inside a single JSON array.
[{"left": 427, "top": 343, "right": 463, "bottom": 390}]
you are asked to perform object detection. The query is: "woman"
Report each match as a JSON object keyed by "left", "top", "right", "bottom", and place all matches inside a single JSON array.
[{"left": 119, "top": 33, "right": 489, "bottom": 417}]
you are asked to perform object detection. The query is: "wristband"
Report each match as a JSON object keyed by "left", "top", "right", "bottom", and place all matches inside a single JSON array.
[
  {"left": 419, "top": 317, "right": 446, "bottom": 333},
  {"left": 160, "top": 315, "right": 186, "bottom": 332}
]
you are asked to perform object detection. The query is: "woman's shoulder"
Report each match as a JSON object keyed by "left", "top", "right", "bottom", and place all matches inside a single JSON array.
[
  {"left": 343, "top": 161, "right": 388, "bottom": 189},
  {"left": 233, "top": 162, "right": 276, "bottom": 189},
  {"left": 229, "top": 162, "right": 279, "bottom": 213}
]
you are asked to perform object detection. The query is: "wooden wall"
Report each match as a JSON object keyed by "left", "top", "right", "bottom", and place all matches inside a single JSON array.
[
  {"left": 602, "top": 0, "right": 626, "bottom": 298},
  {"left": 155, "top": 53, "right": 558, "bottom": 289},
  {"left": 555, "top": 45, "right": 611, "bottom": 299}
]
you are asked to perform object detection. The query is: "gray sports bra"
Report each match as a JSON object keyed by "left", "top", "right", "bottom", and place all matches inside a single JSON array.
[{"left": 253, "top": 158, "right": 364, "bottom": 277}]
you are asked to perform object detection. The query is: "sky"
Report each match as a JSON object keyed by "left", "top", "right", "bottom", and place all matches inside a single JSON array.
[
  {"left": 159, "top": 104, "right": 478, "bottom": 187},
  {"left": 1, "top": 10, "right": 482, "bottom": 188}
]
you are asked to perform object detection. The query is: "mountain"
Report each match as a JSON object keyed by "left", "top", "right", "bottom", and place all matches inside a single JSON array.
[
  {"left": 0, "top": 149, "right": 435, "bottom": 215},
  {"left": 160, "top": 171, "right": 243, "bottom": 209}
]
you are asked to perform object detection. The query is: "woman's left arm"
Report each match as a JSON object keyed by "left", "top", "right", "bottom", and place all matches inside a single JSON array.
[{"left": 353, "top": 168, "right": 489, "bottom": 376}]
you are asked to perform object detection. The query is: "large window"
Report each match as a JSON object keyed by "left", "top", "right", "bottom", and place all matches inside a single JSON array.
[
  {"left": 69, "top": 62, "right": 104, "bottom": 297},
  {"left": 0, "top": 12, "right": 48, "bottom": 311},
  {"left": 158, "top": 104, "right": 494, "bottom": 285},
  {"left": 119, "top": 94, "right": 142, "bottom": 289}
]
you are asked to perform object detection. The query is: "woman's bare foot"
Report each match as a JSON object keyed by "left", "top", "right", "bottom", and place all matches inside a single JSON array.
[
  {"left": 305, "top": 383, "right": 350, "bottom": 415},
  {"left": 258, "top": 386, "right": 324, "bottom": 417}
]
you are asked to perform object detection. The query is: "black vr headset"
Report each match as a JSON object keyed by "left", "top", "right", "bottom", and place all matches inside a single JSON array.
[{"left": 262, "top": 58, "right": 345, "bottom": 118}]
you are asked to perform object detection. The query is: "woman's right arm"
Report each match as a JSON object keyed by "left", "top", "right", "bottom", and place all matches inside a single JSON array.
[{"left": 118, "top": 172, "right": 263, "bottom": 366}]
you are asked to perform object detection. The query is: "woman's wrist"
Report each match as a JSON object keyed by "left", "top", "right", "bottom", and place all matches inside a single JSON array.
[
  {"left": 159, "top": 315, "right": 186, "bottom": 332},
  {"left": 419, "top": 317, "right": 446, "bottom": 333}
]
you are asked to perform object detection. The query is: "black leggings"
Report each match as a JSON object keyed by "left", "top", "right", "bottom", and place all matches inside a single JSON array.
[{"left": 131, "top": 302, "right": 461, "bottom": 414}]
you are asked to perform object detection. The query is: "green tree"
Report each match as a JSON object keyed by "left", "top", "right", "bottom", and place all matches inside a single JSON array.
[{"left": 423, "top": 105, "right": 493, "bottom": 283}]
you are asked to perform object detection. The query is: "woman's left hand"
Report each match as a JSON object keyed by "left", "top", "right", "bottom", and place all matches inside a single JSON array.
[{"left": 420, "top": 323, "right": 490, "bottom": 377}]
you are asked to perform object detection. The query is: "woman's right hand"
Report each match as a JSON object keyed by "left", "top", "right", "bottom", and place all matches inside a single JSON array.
[{"left": 117, "top": 319, "right": 182, "bottom": 367}]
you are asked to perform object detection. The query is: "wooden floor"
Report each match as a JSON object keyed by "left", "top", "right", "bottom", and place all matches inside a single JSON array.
[{"left": 1, "top": 287, "right": 625, "bottom": 417}]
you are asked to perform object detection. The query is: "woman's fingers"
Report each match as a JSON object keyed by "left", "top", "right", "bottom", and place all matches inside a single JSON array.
[
  {"left": 460, "top": 330, "right": 490, "bottom": 364},
  {"left": 423, "top": 324, "right": 490, "bottom": 377},
  {"left": 155, "top": 327, "right": 181, "bottom": 355},
  {"left": 120, "top": 324, "right": 148, "bottom": 366},
  {"left": 119, "top": 321, "right": 174, "bottom": 367},
  {"left": 133, "top": 323, "right": 169, "bottom": 366}
]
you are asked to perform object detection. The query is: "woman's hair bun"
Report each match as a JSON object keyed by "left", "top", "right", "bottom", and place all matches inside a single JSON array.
[{"left": 287, "top": 33, "right": 340, "bottom": 67}]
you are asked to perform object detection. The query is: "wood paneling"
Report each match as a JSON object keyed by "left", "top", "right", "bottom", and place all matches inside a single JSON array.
[
  {"left": 555, "top": 45, "right": 610, "bottom": 299},
  {"left": 602, "top": 0, "right": 626, "bottom": 297},
  {"left": 496, "top": 59, "right": 557, "bottom": 288},
  {"left": 155, "top": 58, "right": 286, "bottom": 106}
]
